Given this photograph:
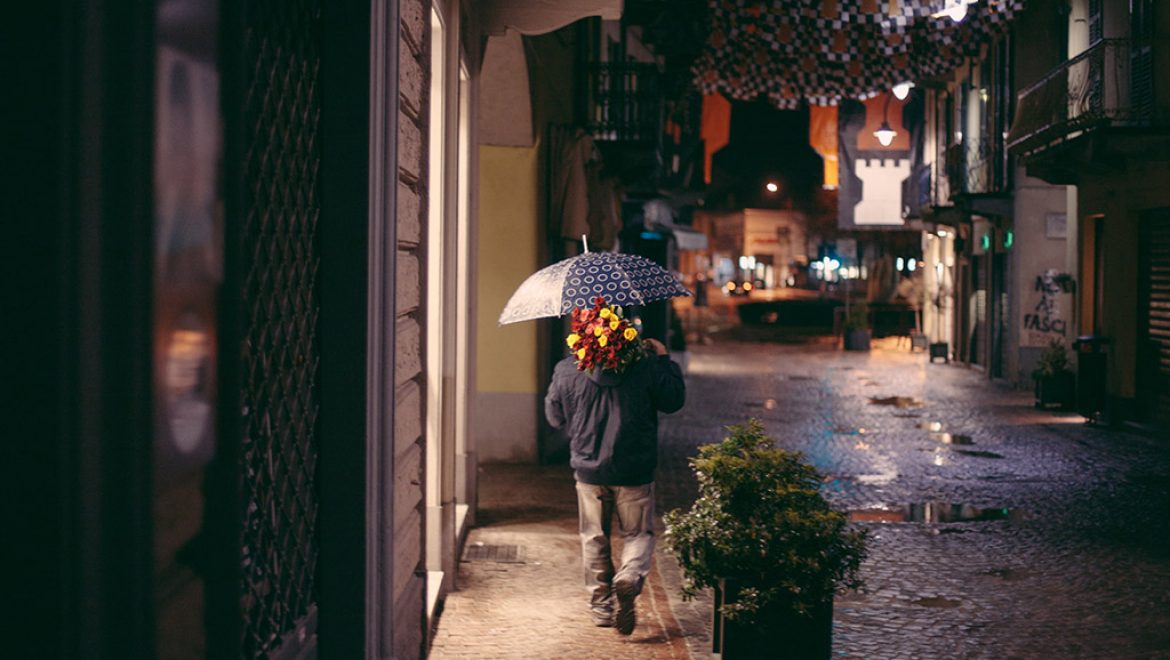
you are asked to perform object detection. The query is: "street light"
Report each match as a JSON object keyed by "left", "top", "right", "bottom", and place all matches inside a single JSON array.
[
  {"left": 765, "top": 181, "right": 779, "bottom": 193},
  {"left": 873, "top": 93, "right": 897, "bottom": 146}
]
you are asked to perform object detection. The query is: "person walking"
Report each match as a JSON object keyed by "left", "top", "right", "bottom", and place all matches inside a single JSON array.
[{"left": 544, "top": 298, "right": 686, "bottom": 635}]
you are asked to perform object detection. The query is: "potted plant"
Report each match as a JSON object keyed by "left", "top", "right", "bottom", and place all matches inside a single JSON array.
[
  {"left": 842, "top": 302, "right": 871, "bottom": 351},
  {"left": 1033, "top": 339, "right": 1075, "bottom": 410},
  {"left": 664, "top": 420, "right": 868, "bottom": 659}
]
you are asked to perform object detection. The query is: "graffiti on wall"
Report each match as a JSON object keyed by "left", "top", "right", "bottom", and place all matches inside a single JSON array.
[{"left": 1022, "top": 270, "right": 1075, "bottom": 347}]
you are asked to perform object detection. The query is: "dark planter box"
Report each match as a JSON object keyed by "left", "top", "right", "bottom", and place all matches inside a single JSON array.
[
  {"left": 1034, "top": 371, "right": 1075, "bottom": 410},
  {"left": 843, "top": 329, "right": 871, "bottom": 351},
  {"left": 712, "top": 580, "right": 833, "bottom": 659},
  {"left": 910, "top": 331, "right": 929, "bottom": 352}
]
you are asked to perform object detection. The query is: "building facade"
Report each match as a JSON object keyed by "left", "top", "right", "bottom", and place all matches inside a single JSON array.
[
  {"left": 1009, "top": 0, "right": 1170, "bottom": 428},
  {"left": 11, "top": 0, "right": 621, "bottom": 657}
]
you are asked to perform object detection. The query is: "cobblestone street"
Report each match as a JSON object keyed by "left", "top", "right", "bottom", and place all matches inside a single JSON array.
[
  {"left": 432, "top": 338, "right": 1170, "bottom": 659},
  {"left": 660, "top": 338, "right": 1170, "bottom": 659}
]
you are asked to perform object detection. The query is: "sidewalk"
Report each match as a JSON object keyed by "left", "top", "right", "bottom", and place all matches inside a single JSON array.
[{"left": 428, "top": 464, "right": 708, "bottom": 659}]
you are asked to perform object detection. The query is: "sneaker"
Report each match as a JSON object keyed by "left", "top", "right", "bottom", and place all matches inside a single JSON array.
[{"left": 614, "top": 579, "right": 637, "bottom": 635}]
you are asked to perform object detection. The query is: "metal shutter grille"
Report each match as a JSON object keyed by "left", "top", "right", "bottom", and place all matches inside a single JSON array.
[
  {"left": 1145, "top": 217, "right": 1170, "bottom": 425},
  {"left": 239, "top": 0, "right": 323, "bottom": 656}
]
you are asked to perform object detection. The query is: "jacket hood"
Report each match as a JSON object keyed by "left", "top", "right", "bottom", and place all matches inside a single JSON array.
[{"left": 586, "top": 367, "right": 625, "bottom": 387}]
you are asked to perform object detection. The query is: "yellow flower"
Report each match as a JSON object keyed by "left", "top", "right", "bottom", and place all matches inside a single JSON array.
[
  {"left": 566, "top": 333, "right": 580, "bottom": 347},
  {"left": 594, "top": 325, "right": 604, "bottom": 336},
  {"left": 599, "top": 308, "right": 612, "bottom": 320},
  {"left": 623, "top": 327, "right": 637, "bottom": 341},
  {"left": 576, "top": 348, "right": 586, "bottom": 360},
  {"left": 598, "top": 335, "right": 608, "bottom": 348},
  {"left": 610, "top": 319, "right": 620, "bottom": 331}
]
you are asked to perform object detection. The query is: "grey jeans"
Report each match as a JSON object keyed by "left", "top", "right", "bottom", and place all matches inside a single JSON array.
[{"left": 574, "top": 482, "right": 656, "bottom": 615}]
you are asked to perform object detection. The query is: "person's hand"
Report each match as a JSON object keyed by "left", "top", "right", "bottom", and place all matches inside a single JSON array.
[{"left": 643, "top": 338, "right": 668, "bottom": 356}]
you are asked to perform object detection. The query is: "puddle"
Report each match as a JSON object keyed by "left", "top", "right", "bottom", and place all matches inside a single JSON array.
[
  {"left": 892, "top": 412, "right": 922, "bottom": 419},
  {"left": 869, "top": 396, "right": 924, "bottom": 408},
  {"left": 912, "top": 597, "right": 961, "bottom": 609},
  {"left": 930, "top": 432, "right": 974, "bottom": 445},
  {"left": 832, "top": 426, "right": 870, "bottom": 436},
  {"left": 917, "top": 421, "right": 943, "bottom": 432},
  {"left": 849, "top": 502, "right": 1024, "bottom": 524},
  {"left": 983, "top": 567, "right": 1028, "bottom": 581},
  {"left": 953, "top": 449, "right": 1004, "bottom": 459},
  {"left": 744, "top": 398, "right": 779, "bottom": 410},
  {"left": 786, "top": 375, "right": 817, "bottom": 381}
]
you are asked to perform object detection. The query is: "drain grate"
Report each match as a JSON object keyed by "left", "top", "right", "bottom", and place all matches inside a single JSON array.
[{"left": 462, "top": 543, "right": 526, "bottom": 563}]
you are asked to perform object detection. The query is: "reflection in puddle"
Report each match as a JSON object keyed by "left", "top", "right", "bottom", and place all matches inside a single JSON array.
[
  {"left": 744, "top": 399, "right": 779, "bottom": 410},
  {"left": 931, "top": 432, "right": 974, "bottom": 445},
  {"left": 869, "top": 396, "right": 924, "bottom": 408},
  {"left": 953, "top": 449, "right": 1004, "bottom": 459},
  {"left": 849, "top": 502, "right": 1024, "bottom": 524},
  {"left": 912, "top": 597, "right": 961, "bottom": 608},
  {"left": 833, "top": 426, "right": 870, "bottom": 435},
  {"left": 983, "top": 567, "right": 1028, "bottom": 581},
  {"left": 918, "top": 421, "right": 943, "bottom": 432}
]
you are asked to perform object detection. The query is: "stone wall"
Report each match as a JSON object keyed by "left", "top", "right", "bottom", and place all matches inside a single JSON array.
[{"left": 394, "top": 0, "right": 427, "bottom": 656}]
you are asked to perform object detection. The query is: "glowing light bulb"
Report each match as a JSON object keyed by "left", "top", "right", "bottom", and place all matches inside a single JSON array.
[
  {"left": 765, "top": 181, "right": 779, "bottom": 193},
  {"left": 892, "top": 82, "right": 914, "bottom": 100},
  {"left": 874, "top": 122, "right": 897, "bottom": 146}
]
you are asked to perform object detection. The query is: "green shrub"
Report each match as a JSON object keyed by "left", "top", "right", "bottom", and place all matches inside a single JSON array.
[
  {"left": 664, "top": 420, "right": 868, "bottom": 624},
  {"left": 1032, "top": 339, "right": 1071, "bottom": 379}
]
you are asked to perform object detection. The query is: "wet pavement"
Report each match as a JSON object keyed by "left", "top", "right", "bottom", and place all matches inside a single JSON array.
[
  {"left": 658, "top": 338, "right": 1170, "bottom": 659},
  {"left": 431, "top": 337, "right": 1170, "bottom": 659}
]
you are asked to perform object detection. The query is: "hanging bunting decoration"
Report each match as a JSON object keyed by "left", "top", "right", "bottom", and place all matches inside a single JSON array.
[{"left": 693, "top": 0, "right": 1026, "bottom": 108}]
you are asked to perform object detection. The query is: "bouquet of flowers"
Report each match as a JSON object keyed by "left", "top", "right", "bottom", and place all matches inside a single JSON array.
[{"left": 566, "top": 297, "right": 646, "bottom": 373}]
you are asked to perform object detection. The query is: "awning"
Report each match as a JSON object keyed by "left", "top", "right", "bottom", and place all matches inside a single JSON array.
[
  {"left": 651, "top": 222, "right": 708, "bottom": 251},
  {"left": 479, "top": 0, "right": 623, "bottom": 36},
  {"left": 672, "top": 228, "right": 709, "bottom": 251}
]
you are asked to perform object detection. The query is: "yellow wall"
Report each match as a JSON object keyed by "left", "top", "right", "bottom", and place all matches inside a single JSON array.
[{"left": 476, "top": 143, "right": 540, "bottom": 393}]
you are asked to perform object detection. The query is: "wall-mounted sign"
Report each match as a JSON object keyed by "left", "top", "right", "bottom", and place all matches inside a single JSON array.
[{"left": 1045, "top": 213, "right": 1067, "bottom": 239}]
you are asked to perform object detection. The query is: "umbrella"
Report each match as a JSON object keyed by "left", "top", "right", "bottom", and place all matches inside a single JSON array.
[{"left": 498, "top": 248, "right": 691, "bottom": 325}]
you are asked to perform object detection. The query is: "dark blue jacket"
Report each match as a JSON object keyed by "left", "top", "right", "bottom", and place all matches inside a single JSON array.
[{"left": 544, "top": 354, "right": 685, "bottom": 485}]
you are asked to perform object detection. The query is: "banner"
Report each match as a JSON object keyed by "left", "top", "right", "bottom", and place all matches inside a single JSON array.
[{"left": 837, "top": 91, "right": 924, "bottom": 230}]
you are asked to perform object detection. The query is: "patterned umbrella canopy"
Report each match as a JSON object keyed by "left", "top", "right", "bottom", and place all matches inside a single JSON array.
[
  {"left": 693, "top": 0, "right": 1025, "bottom": 108},
  {"left": 498, "top": 251, "right": 691, "bottom": 325}
]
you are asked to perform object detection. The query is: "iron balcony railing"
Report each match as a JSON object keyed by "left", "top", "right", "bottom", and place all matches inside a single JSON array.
[
  {"left": 583, "top": 62, "right": 663, "bottom": 143},
  {"left": 945, "top": 137, "right": 1007, "bottom": 196},
  {"left": 1007, "top": 38, "right": 1155, "bottom": 156}
]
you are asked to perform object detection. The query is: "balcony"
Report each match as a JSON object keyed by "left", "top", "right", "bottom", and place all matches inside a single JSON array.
[
  {"left": 946, "top": 137, "right": 1008, "bottom": 197},
  {"left": 1007, "top": 39, "right": 1162, "bottom": 180},
  {"left": 582, "top": 62, "right": 662, "bottom": 143}
]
